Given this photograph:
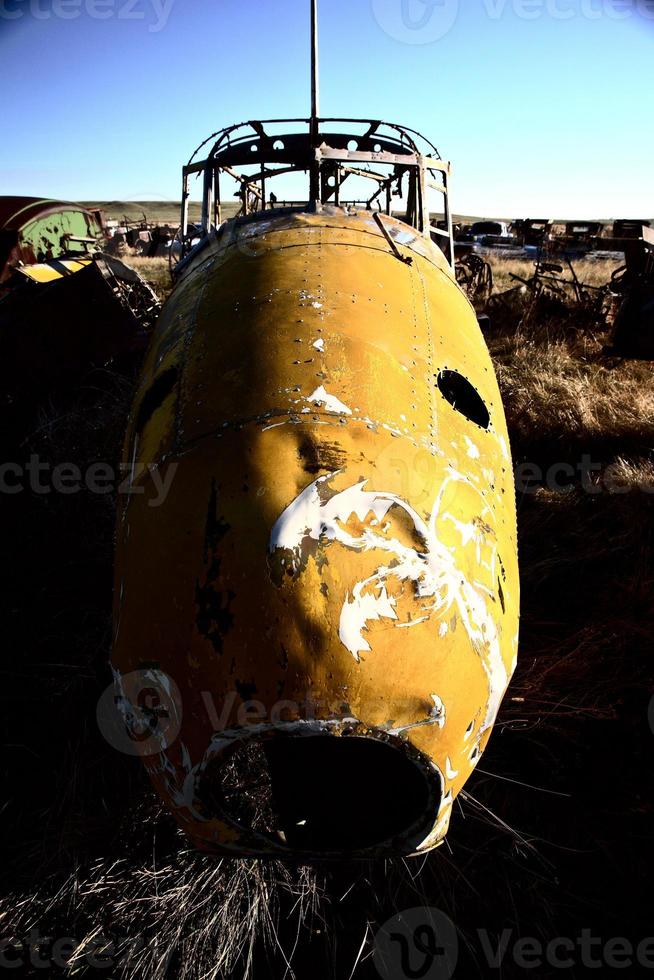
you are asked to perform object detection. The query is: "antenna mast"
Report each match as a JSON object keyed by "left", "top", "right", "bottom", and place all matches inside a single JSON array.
[
  {"left": 309, "top": 0, "right": 320, "bottom": 201},
  {"left": 310, "top": 0, "right": 320, "bottom": 140}
]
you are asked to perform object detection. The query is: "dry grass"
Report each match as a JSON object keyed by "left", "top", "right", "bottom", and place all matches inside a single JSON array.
[
  {"left": 125, "top": 256, "right": 174, "bottom": 302},
  {"left": 490, "top": 255, "right": 621, "bottom": 294},
  {"left": 494, "top": 329, "right": 654, "bottom": 454},
  {"left": 0, "top": 836, "right": 324, "bottom": 980}
]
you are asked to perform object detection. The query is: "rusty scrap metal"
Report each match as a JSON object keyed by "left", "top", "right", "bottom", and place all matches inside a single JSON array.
[
  {"left": 613, "top": 219, "right": 651, "bottom": 239},
  {"left": 592, "top": 218, "right": 653, "bottom": 256},
  {"left": 177, "top": 116, "right": 456, "bottom": 267},
  {"left": 505, "top": 256, "right": 608, "bottom": 326},
  {"left": 95, "top": 251, "right": 160, "bottom": 330},
  {"left": 0, "top": 250, "right": 160, "bottom": 402},
  {"left": 0, "top": 197, "right": 160, "bottom": 374},
  {"left": 456, "top": 252, "right": 493, "bottom": 307},
  {"left": 511, "top": 218, "right": 552, "bottom": 249},
  {"left": 563, "top": 220, "right": 604, "bottom": 253},
  {"left": 450, "top": 226, "right": 654, "bottom": 352},
  {"left": 0, "top": 196, "right": 105, "bottom": 283},
  {"left": 609, "top": 226, "right": 654, "bottom": 357}
]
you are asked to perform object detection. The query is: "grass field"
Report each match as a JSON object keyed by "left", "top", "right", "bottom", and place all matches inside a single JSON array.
[
  {"left": 1, "top": 251, "right": 653, "bottom": 978},
  {"left": 126, "top": 255, "right": 174, "bottom": 299}
]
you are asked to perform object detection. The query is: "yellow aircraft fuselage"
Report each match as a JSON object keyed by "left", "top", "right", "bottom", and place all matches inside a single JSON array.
[{"left": 112, "top": 205, "right": 519, "bottom": 858}]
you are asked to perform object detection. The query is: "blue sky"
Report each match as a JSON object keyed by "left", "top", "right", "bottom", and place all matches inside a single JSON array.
[{"left": 1, "top": 0, "right": 652, "bottom": 218}]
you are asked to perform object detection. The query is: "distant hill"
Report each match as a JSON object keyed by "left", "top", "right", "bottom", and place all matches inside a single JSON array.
[{"left": 83, "top": 202, "right": 653, "bottom": 228}]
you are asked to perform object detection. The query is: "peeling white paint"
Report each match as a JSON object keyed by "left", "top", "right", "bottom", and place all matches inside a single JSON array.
[
  {"left": 445, "top": 756, "right": 459, "bottom": 780},
  {"left": 396, "top": 615, "right": 431, "bottom": 630},
  {"left": 269, "top": 470, "right": 510, "bottom": 740},
  {"left": 262, "top": 420, "right": 293, "bottom": 432},
  {"left": 340, "top": 582, "right": 397, "bottom": 656},
  {"left": 306, "top": 386, "right": 352, "bottom": 415},
  {"left": 463, "top": 435, "right": 480, "bottom": 459},
  {"left": 387, "top": 694, "right": 446, "bottom": 735}
]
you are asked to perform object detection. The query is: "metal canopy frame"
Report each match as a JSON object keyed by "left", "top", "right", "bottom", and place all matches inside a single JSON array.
[{"left": 178, "top": 117, "right": 454, "bottom": 266}]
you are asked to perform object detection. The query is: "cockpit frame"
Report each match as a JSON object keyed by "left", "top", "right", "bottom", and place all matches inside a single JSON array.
[{"left": 178, "top": 117, "right": 454, "bottom": 266}]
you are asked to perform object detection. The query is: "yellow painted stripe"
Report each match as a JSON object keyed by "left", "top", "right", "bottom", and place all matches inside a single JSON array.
[{"left": 19, "top": 259, "right": 92, "bottom": 283}]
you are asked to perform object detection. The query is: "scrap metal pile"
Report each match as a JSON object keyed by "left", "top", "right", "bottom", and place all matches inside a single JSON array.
[
  {"left": 103, "top": 212, "right": 178, "bottom": 257},
  {"left": 608, "top": 227, "right": 654, "bottom": 357},
  {"left": 453, "top": 215, "right": 651, "bottom": 258},
  {"left": 455, "top": 252, "right": 494, "bottom": 307},
  {"left": 0, "top": 197, "right": 160, "bottom": 402},
  {"left": 454, "top": 225, "right": 654, "bottom": 357},
  {"left": 490, "top": 256, "right": 608, "bottom": 327}
]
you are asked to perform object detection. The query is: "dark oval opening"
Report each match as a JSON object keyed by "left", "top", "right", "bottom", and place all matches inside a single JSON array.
[
  {"left": 199, "top": 734, "right": 438, "bottom": 855},
  {"left": 437, "top": 369, "right": 490, "bottom": 430}
]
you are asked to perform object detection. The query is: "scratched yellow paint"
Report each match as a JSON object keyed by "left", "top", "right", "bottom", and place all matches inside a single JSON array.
[
  {"left": 112, "top": 209, "right": 519, "bottom": 857},
  {"left": 17, "top": 258, "right": 91, "bottom": 282}
]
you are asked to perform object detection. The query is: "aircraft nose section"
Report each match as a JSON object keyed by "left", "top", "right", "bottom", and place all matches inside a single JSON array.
[{"left": 112, "top": 207, "right": 519, "bottom": 857}]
